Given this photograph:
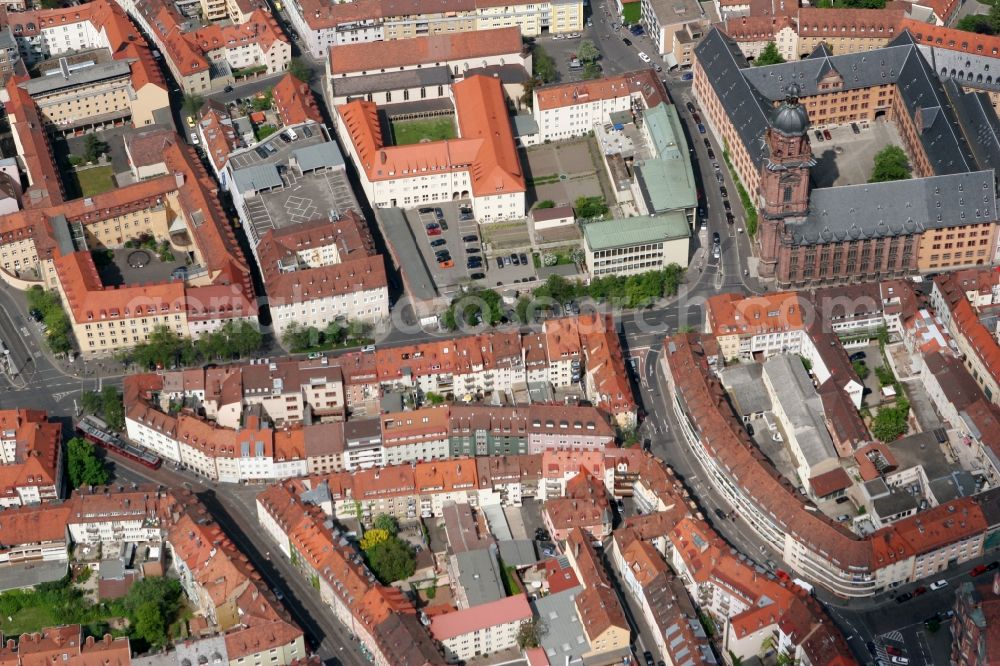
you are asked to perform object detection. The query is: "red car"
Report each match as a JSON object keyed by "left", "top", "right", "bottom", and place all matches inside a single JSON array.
[
  {"left": 912, "top": 586, "right": 928, "bottom": 596},
  {"left": 886, "top": 646, "right": 903, "bottom": 657},
  {"left": 426, "top": 227, "right": 442, "bottom": 236},
  {"left": 972, "top": 564, "right": 989, "bottom": 577}
]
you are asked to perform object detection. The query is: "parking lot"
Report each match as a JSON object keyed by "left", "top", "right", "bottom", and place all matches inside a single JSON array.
[
  {"left": 810, "top": 120, "right": 904, "bottom": 188},
  {"left": 401, "top": 203, "right": 482, "bottom": 291}
]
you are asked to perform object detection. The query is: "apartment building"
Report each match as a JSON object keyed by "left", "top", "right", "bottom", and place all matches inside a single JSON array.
[
  {"left": 2, "top": 0, "right": 169, "bottom": 130},
  {"left": 287, "top": 0, "right": 581, "bottom": 60},
  {"left": 380, "top": 406, "right": 450, "bottom": 466},
  {"left": 118, "top": 0, "right": 290, "bottom": 94},
  {"left": 336, "top": 75, "right": 525, "bottom": 221},
  {"left": 10, "top": 627, "right": 131, "bottom": 666},
  {"left": 256, "top": 483, "right": 447, "bottom": 666},
  {"left": 564, "top": 528, "right": 631, "bottom": 663},
  {"left": 429, "top": 595, "right": 531, "bottom": 661},
  {"left": 932, "top": 269, "right": 1000, "bottom": 405},
  {"left": 543, "top": 470, "right": 612, "bottom": 541},
  {"left": 0, "top": 409, "right": 61, "bottom": 507},
  {"left": 257, "top": 213, "right": 389, "bottom": 336},
  {"left": 0, "top": 503, "right": 70, "bottom": 566},
  {"left": 532, "top": 70, "right": 667, "bottom": 143},
  {"left": 641, "top": 0, "right": 707, "bottom": 65},
  {"left": 705, "top": 291, "right": 807, "bottom": 361},
  {"left": 951, "top": 577, "right": 1000, "bottom": 666}
]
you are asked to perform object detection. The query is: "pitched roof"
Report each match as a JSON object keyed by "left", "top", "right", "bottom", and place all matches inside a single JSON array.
[
  {"left": 271, "top": 74, "right": 323, "bottom": 127},
  {"left": 429, "top": 594, "right": 532, "bottom": 640},
  {"left": 328, "top": 27, "right": 523, "bottom": 74},
  {"left": 535, "top": 69, "right": 667, "bottom": 112}
]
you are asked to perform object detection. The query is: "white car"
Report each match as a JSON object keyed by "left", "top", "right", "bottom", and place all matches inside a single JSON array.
[
  {"left": 930, "top": 579, "right": 949, "bottom": 590},
  {"left": 638, "top": 51, "right": 651, "bottom": 63},
  {"left": 189, "top": 132, "right": 200, "bottom": 145}
]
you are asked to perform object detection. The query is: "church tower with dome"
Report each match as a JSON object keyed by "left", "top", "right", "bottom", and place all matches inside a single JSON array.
[{"left": 757, "top": 83, "right": 816, "bottom": 278}]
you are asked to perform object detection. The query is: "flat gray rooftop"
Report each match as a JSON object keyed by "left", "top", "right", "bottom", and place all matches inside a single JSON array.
[{"left": 0, "top": 560, "right": 66, "bottom": 591}]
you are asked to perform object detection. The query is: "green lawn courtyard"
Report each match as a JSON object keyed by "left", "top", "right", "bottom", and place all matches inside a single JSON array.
[
  {"left": 72, "top": 166, "right": 115, "bottom": 197},
  {"left": 390, "top": 116, "right": 457, "bottom": 145}
]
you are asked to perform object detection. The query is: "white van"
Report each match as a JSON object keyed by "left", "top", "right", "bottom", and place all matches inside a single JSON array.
[{"left": 286, "top": 127, "right": 298, "bottom": 141}]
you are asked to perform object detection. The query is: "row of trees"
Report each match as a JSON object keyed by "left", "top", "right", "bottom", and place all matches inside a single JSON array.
[
  {"left": 26, "top": 286, "right": 73, "bottom": 354},
  {"left": 441, "top": 289, "right": 504, "bottom": 330},
  {"left": 281, "top": 320, "right": 373, "bottom": 352},
  {"left": 121, "top": 321, "right": 263, "bottom": 369},
  {"left": 81, "top": 386, "right": 126, "bottom": 431},
  {"left": 529, "top": 266, "right": 684, "bottom": 310}
]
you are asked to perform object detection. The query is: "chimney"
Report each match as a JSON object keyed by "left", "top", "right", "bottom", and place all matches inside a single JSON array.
[{"left": 175, "top": 172, "right": 185, "bottom": 188}]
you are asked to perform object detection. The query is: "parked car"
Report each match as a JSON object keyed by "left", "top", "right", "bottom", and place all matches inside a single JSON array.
[
  {"left": 720, "top": 186, "right": 728, "bottom": 198},
  {"left": 930, "top": 579, "right": 949, "bottom": 590},
  {"left": 707, "top": 148, "right": 716, "bottom": 160},
  {"left": 691, "top": 112, "right": 701, "bottom": 124},
  {"left": 849, "top": 351, "right": 866, "bottom": 362},
  {"left": 643, "top": 652, "right": 654, "bottom": 666},
  {"left": 712, "top": 232, "right": 721, "bottom": 245},
  {"left": 895, "top": 592, "right": 912, "bottom": 603},
  {"left": 714, "top": 508, "right": 726, "bottom": 520},
  {"left": 425, "top": 222, "right": 439, "bottom": 230},
  {"left": 814, "top": 130, "right": 824, "bottom": 142},
  {"left": 638, "top": 51, "right": 651, "bottom": 63},
  {"left": 434, "top": 207, "right": 444, "bottom": 220},
  {"left": 912, "top": 586, "right": 928, "bottom": 596},
  {"left": 851, "top": 122, "right": 861, "bottom": 135},
  {"left": 426, "top": 226, "right": 441, "bottom": 236},
  {"left": 418, "top": 207, "right": 434, "bottom": 214},
  {"left": 496, "top": 257, "right": 504, "bottom": 269},
  {"left": 622, "top": 37, "right": 632, "bottom": 46},
  {"left": 836, "top": 514, "right": 851, "bottom": 522},
  {"left": 466, "top": 247, "right": 481, "bottom": 254},
  {"left": 463, "top": 234, "right": 479, "bottom": 243},
  {"left": 687, "top": 102, "right": 696, "bottom": 114},
  {"left": 430, "top": 238, "right": 447, "bottom": 247},
  {"left": 470, "top": 272, "right": 486, "bottom": 280},
  {"left": 823, "top": 129, "right": 833, "bottom": 140},
  {"left": 885, "top": 646, "right": 903, "bottom": 657},
  {"left": 223, "top": 85, "right": 234, "bottom": 93},
  {"left": 697, "top": 123, "right": 706, "bottom": 134},
  {"left": 439, "top": 220, "right": 449, "bottom": 231},
  {"left": 519, "top": 253, "right": 528, "bottom": 265},
  {"left": 681, "top": 71, "right": 693, "bottom": 81},
  {"left": 723, "top": 200, "right": 732, "bottom": 212},
  {"left": 510, "top": 253, "right": 520, "bottom": 266}
]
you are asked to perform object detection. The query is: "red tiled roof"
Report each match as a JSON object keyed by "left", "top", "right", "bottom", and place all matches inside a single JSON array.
[
  {"left": 429, "top": 594, "right": 531, "bottom": 640},
  {"left": 328, "top": 27, "right": 523, "bottom": 74}
]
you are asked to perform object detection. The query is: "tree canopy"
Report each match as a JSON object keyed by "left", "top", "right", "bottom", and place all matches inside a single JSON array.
[
  {"left": 871, "top": 397, "right": 910, "bottom": 442},
  {"left": 364, "top": 536, "right": 416, "bottom": 583},
  {"left": 25, "top": 286, "right": 72, "bottom": 354},
  {"left": 869, "top": 145, "right": 911, "bottom": 183},
  {"left": 574, "top": 196, "right": 609, "bottom": 220},
  {"left": 956, "top": 2, "right": 1000, "bottom": 35},
  {"left": 288, "top": 58, "right": 311, "bottom": 83},
  {"left": 754, "top": 42, "right": 785, "bottom": 66},
  {"left": 66, "top": 437, "right": 110, "bottom": 489},
  {"left": 124, "top": 321, "right": 263, "bottom": 368}
]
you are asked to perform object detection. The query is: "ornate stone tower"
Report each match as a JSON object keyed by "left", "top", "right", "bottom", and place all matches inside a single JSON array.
[{"left": 757, "top": 83, "right": 815, "bottom": 278}]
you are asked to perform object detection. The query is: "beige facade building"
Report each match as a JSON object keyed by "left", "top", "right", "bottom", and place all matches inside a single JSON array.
[{"left": 583, "top": 214, "right": 690, "bottom": 278}]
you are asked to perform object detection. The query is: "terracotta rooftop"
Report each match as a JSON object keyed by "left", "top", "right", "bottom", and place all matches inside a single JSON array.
[{"left": 328, "top": 27, "right": 523, "bottom": 74}]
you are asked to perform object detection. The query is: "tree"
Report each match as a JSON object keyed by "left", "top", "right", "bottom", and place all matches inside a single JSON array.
[
  {"left": 323, "top": 321, "right": 345, "bottom": 346},
  {"left": 82, "top": 134, "right": 109, "bottom": 163},
  {"left": 871, "top": 398, "right": 910, "bottom": 442},
  {"left": 516, "top": 618, "right": 547, "bottom": 649},
  {"left": 101, "top": 386, "right": 125, "bottom": 431},
  {"left": 583, "top": 61, "right": 602, "bottom": 80},
  {"left": 288, "top": 58, "right": 312, "bottom": 83},
  {"left": 956, "top": 14, "right": 996, "bottom": 35},
  {"left": 182, "top": 93, "right": 204, "bottom": 117},
  {"left": 360, "top": 528, "right": 390, "bottom": 551},
  {"left": 574, "top": 195, "right": 609, "bottom": 219},
  {"left": 536, "top": 200, "right": 555, "bottom": 209},
  {"left": 869, "top": 145, "right": 911, "bottom": 183},
  {"left": 533, "top": 45, "right": 557, "bottom": 83},
  {"left": 123, "top": 577, "right": 183, "bottom": 649},
  {"left": 66, "top": 437, "right": 110, "bottom": 489},
  {"left": 366, "top": 537, "right": 416, "bottom": 583},
  {"left": 282, "top": 321, "right": 317, "bottom": 351},
  {"left": 754, "top": 42, "right": 785, "bottom": 66},
  {"left": 852, "top": 360, "right": 870, "bottom": 380},
  {"left": 374, "top": 514, "right": 399, "bottom": 536},
  {"left": 80, "top": 390, "right": 102, "bottom": 416},
  {"left": 577, "top": 40, "right": 600, "bottom": 63}
]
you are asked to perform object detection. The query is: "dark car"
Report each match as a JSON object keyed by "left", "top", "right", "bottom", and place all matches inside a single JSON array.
[
  {"left": 278, "top": 132, "right": 291, "bottom": 143},
  {"left": 726, "top": 213, "right": 735, "bottom": 224},
  {"left": 439, "top": 220, "right": 449, "bottom": 231},
  {"left": 698, "top": 123, "right": 706, "bottom": 134},
  {"left": 712, "top": 232, "right": 721, "bottom": 245},
  {"left": 435, "top": 251, "right": 451, "bottom": 260},
  {"left": 989, "top": 561, "right": 1000, "bottom": 571},
  {"left": 851, "top": 122, "right": 861, "bottom": 135},
  {"left": 434, "top": 208, "right": 444, "bottom": 220},
  {"left": 511, "top": 253, "right": 520, "bottom": 266},
  {"left": 29, "top": 308, "right": 43, "bottom": 322},
  {"left": 912, "top": 586, "right": 928, "bottom": 596},
  {"left": 714, "top": 508, "right": 726, "bottom": 520},
  {"left": 623, "top": 37, "right": 632, "bottom": 46},
  {"left": 849, "top": 351, "right": 866, "bottom": 362},
  {"left": 707, "top": 148, "right": 715, "bottom": 160},
  {"left": 643, "top": 652, "right": 654, "bottom": 666},
  {"left": 255, "top": 147, "right": 269, "bottom": 158},
  {"left": 703, "top": 138, "right": 711, "bottom": 148},
  {"left": 895, "top": 592, "right": 913, "bottom": 603},
  {"left": 223, "top": 85, "right": 234, "bottom": 93},
  {"left": 425, "top": 222, "right": 440, "bottom": 230},
  {"left": 466, "top": 247, "right": 481, "bottom": 254},
  {"left": 467, "top": 261, "right": 482, "bottom": 269},
  {"left": 720, "top": 186, "right": 728, "bottom": 198},
  {"left": 886, "top": 646, "right": 903, "bottom": 657},
  {"left": 519, "top": 253, "right": 528, "bottom": 265},
  {"left": 691, "top": 112, "right": 701, "bottom": 124},
  {"left": 723, "top": 200, "right": 732, "bottom": 212},
  {"left": 418, "top": 207, "right": 434, "bottom": 214},
  {"left": 746, "top": 423, "right": 755, "bottom": 437},
  {"left": 496, "top": 257, "right": 504, "bottom": 269},
  {"left": 686, "top": 101, "right": 696, "bottom": 113},
  {"left": 430, "top": 238, "right": 447, "bottom": 247},
  {"left": 470, "top": 272, "right": 486, "bottom": 280},
  {"left": 823, "top": 129, "right": 832, "bottom": 140},
  {"left": 463, "top": 234, "right": 479, "bottom": 243},
  {"left": 866, "top": 642, "right": 877, "bottom": 655}
]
